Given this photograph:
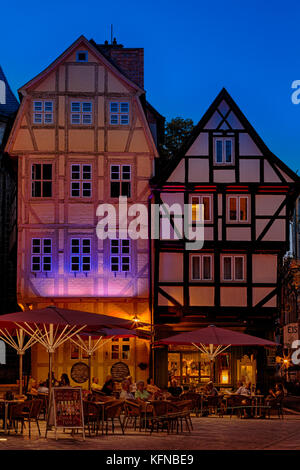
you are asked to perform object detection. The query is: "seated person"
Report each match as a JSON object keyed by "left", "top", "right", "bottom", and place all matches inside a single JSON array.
[
  {"left": 59, "top": 373, "right": 70, "bottom": 386},
  {"left": 230, "top": 381, "right": 250, "bottom": 396},
  {"left": 91, "top": 377, "right": 102, "bottom": 391},
  {"left": 135, "top": 380, "right": 152, "bottom": 402},
  {"left": 101, "top": 375, "right": 115, "bottom": 396},
  {"left": 126, "top": 376, "right": 137, "bottom": 394},
  {"left": 266, "top": 383, "right": 284, "bottom": 403},
  {"left": 168, "top": 379, "right": 183, "bottom": 398},
  {"left": 27, "top": 377, "right": 38, "bottom": 395},
  {"left": 119, "top": 380, "right": 135, "bottom": 400},
  {"left": 203, "top": 381, "right": 218, "bottom": 397},
  {"left": 37, "top": 381, "right": 49, "bottom": 394},
  {"left": 146, "top": 378, "right": 163, "bottom": 399}
]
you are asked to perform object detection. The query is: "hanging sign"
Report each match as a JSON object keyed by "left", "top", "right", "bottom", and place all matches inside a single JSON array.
[
  {"left": 284, "top": 323, "right": 299, "bottom": 349},
  {"left": 46, "top": 387, "right": 85, "bottom": 440}
]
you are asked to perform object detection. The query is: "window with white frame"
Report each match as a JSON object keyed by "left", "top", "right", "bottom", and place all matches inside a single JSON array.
[
  {"left": 31, "top": 238, "right": 52, "bottom": 272},
  {"left": 222, "top": 255, "right": 245, "bottom": 281},
  {"left": 76, "top": 51, "right": 88, "bottom": 62},
  {"left": 214, "top": 137, "right": 234, "bottom": 164},
  {"left": 227, "top": 195, "right": 249, "bottom": 222},
  {"left": 110, "top": 164, "right": 131, "bottom": 198},
  {"left": 190, "top": 195, "right": 213, "bottom": 223},
  {"left": 31, "top": 163, "right": 53, "bottom": 197},
  {"left": 110, "top": 102, "right": 130, "bottom": 125},
  {"left": 70, "top": 164, "right": 92, "bottom": 197},
  {"left": 70, "top": 239, "right": 91, "bottom": 272},
  {"left": 110, "top": 239, "right": 131, "bottom": 273},
  {"left": 191, "top": 254, "right": 213, "bottom": 281},
  {"left": 33, "top": 100, "right": 54, "bottom": 124},
  {"left": 70, "top": 101, "right": 93, "bottom": 124}
]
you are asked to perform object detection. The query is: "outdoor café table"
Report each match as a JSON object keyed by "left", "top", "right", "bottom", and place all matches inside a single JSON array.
[{"left": 0, "top": 398, "right": 25, "bottom": 434}]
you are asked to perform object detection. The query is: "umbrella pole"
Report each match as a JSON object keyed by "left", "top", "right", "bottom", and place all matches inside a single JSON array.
[
  {"left": 18, "top": 351, "right": 24, "bottom": 396},
  {"left": 210, "top": 360, "right": 214, "bottom": 382}
]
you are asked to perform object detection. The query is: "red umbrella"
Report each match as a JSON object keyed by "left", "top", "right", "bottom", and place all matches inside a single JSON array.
[
  {"left": 159, "top": 325, "right": 277, "bottom": 381},
  {"left": 0, "top": 306, "right": 140, "bottom": 395}
]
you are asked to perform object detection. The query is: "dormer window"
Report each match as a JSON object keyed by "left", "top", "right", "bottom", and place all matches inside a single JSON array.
[
  {"left": 214, "top": 137, "right": 234, "bottom": 164},
  {"left": 76, "top": 51, "right": 88, "bottom": 62}
]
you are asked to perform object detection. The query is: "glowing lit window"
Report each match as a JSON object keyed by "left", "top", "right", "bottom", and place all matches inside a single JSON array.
[
  {"left": 71, "top": 102, "right": 92, "bottom": 124},
  {"left": 222, "top": 255, "right": 245, "bottom": 281},
  {"left": 31, "top": 238, "right": 52, "bottom": 272},
  {"left": 110, "top": 102, "right": 129, "bottom": 125},
  {"left": 33, "top": 100, "right": 53, "bottom": 124},
  {"left": 191, "top": 254, "right": 213, "bottom": 281},
  {"left": 110, "top": 164, "right": 131, "bottom": 198},
  {"left": 111, "top": 339, "right": 130, "bottom": 360},
  {"left": 31, "top": 163, "right": 53, "bottom": 197},
  {"left": 71, "top": 239, "right": 91, "bottom": 272},
  {"left": 110, "top": 239, "right": 131, "bottom": 273},
  {"left": 227, "top": 195, "right": 249, "bottom": 222},
  {"left": 214, "top": 138, "right": 234, "bottom": 164},
  {"left": 190, "top": 195, "right": 212, "bottom": 223},
  {"left": 71, "top": 164, "right": 92, "bottom": 197}
]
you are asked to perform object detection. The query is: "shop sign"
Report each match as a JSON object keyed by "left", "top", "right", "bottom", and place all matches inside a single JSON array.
[{"left": 284, "top": 323, "right": 299, "bottom": 349}]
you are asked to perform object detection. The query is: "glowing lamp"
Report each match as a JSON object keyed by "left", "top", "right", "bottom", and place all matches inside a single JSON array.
[{"left": 220, "top": 370, "right": 229, "bottom": 384}]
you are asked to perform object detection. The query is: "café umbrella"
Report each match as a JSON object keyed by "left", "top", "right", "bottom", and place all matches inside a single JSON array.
[
  {"left": 70, "top": 327, "right": 138, "bottom": 390},
  {"left": 0, "top": 306, "right": 139, "bottom": 395},
  {"left": 158, "top": 325, "right": 277, "bottom": 381}
]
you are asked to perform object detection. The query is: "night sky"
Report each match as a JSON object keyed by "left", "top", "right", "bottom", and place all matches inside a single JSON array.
[{"left": 1, "top": 0, "right": 299, "bottom": 173}]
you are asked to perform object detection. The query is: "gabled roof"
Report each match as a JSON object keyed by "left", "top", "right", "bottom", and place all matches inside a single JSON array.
[
  {"left": 0, "top": 66, "right": 19, "bottom": 117},
  {"left": 153, "top": 88, "right": 299, "bottom": 185},
  {"left": 18, "top": 35, "right": 144, "bottom": 97}
]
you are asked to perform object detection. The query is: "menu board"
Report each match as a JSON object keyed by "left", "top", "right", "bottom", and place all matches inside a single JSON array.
[{"left": 46, "top": 387, "right": 85, "bottom": 440}]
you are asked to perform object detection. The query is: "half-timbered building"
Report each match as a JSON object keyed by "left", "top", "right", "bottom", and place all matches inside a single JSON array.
[
  {"left": 151, "top": 88, "right": 300, "bottom": 390},
  {"left": 5, "top": 36, "right": 163, "bottom": 386}
]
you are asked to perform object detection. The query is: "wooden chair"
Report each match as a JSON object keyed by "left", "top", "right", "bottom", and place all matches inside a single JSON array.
[
  {"left": 150, "top": 401, "right": 172, "bottom": 434},
  {"left": 265, "top": 398, "right": 284, "bottom": 419},
  {"left": 166, "top": 401, "right": 192, "bottom": 433},
  {"left": 10, "top": 399, "right": 43, "bottom": 437},
  {"left": 103, "top": 400, "right": 125, "bottom": 435},
  {"left": 123, "top": 400, "right": 142, "bottom": 432},
  {"left": 179, "top": 392, "right": 202, "bottom": 416},
  {"left": 83, "top": 400, "right": 102, "bottom": 436}
]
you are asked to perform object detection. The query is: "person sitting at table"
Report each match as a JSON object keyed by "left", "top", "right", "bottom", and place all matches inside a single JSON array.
[
  {"left": 120, "top": 380, "right": 135, "bottom": 400},
  {"left": 27, "top": 378, "right": 38, "bottom": 395},
  {"left": 146, "top": 378, "right": 163, "bottom": 399},
  {"left": 126, "top": 376, "right": 137, "bottom": 394},
  {"left": 46, "top": 372, "right": 59, "bottom": 388},
  {"left": 101, "top": 375, "right": 115, "bottom": 396},
  {"left": 91, "top": 377, "right": 102, "bottom": 391},
  {"left": 203, "top": 381, "right": 218, "bottom": 397},
  {"left": 258, "top": 383, "right": 284, "bottom": 419},
  {"left": 235, "top": 381, "right": 251, "bottom": 396},
  {"left": 59, "top": 373, "right": 70, "bottom": 386},
  {"left": 37, "top": 381, "right": 49, "bottom": 394},
  {"left": 135, "top": 380, "right": 152, "bottom": 402},
  {"left": 168, "top": 379, "right": 183, "bottom": 398}
]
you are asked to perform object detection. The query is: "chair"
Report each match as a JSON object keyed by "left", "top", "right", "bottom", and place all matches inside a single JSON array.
[
  {"left": 265, "top": 398, "right": 284, "bottom": 419},
  {"left": 179, "top": 392, "right": 202, "bottom": 416},
  {"left": 103, "top": 400, "right": 124, "bottom": 435},
  {"left": 224, "top": 395, "right": 244, "bottom": 418},
  {"left": 166, "top": 401, "right": 192, "bottom": 433},
  {"left": 83, "top": 400, "right": 101, "bottom": 436},
  {"left": 10, "top": 399, "right": 43, "bottom": 437},
  {"left": 150, "top": 401, "right": 172, "bottom": 434},
  {"left": 37, "top": 393, "right": 49, "bottom": 420},
  {"left": 123, "top": 400, "right": 142, "bottom": 432}
]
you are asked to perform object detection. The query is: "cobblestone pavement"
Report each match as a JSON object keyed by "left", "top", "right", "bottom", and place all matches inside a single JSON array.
[{"left": 1, "top": 414, "right": 300, "bottom": 451}]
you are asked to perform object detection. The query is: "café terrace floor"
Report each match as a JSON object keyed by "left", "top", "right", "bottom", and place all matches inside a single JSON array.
[{"left": 1, "top": 413, "right": 300, "bottom": 451}]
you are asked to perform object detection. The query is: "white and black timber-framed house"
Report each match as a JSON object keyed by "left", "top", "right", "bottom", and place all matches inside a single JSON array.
[{"left": 150, "top": 88, "right": 300, "bottom": 391}]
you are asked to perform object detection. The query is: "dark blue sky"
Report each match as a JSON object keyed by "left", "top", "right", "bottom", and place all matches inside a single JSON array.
[{"left": 1, "top": 0, "right": 299, "bottom": 173}]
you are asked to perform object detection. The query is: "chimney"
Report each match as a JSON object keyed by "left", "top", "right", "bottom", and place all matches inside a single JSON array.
[{"left": 91, "top": 39, "right": 144, "bottom": 89}]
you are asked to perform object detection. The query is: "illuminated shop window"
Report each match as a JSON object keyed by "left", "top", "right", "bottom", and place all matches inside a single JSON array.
[
  {"left": 31, "top": 238, "right": 52, "bottom": 272},
  {"left": 70, "top": 101, "right": 92, "bottom": 124},
  {"left": 71, "top": 164, "right": 92, "bottom": 197},
  {"left": 110, "top": 164, "right": 131, "bottom": 198},
  {"left": 33, "top": 100, "right": 53, "bottom": 124},
  {"left": 110, "top": 102, "right": 129, "bottom": 125},
  {"left": 70, "top": 238, "right": 91, "bottom": 272},
  {"left": 31, "top": 163, "right": 53, "bottom": 197},
  {"left": 110, "top": 239, "right": 131, "bottom": 273}
]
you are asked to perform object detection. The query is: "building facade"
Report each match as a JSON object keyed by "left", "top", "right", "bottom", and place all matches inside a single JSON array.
[
  {"left": 5, "top": 36, "right": 164, "bottom": 386},
  {"left": 151, "top": 89, "right": 300, "bottom": 391}
]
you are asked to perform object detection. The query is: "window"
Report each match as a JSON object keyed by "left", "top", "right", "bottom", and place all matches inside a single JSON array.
[
  {"left": 71, "top": 164, "right": 92, "bottom": 197},
  {"left": 33, "top": 100, "right": 53, "bottom": 124},
  {"left": 110, "top": 102, "right": 130, "bottom": 125},
  {"left": 71, "top": 101, "right": 93, "bottom": 124},
  {"left": 214, "top": 138, "right": 234, "bottom": 164},
  {"left": 31, "top": 238, "right": 52, "bottom": 272},
  {"left": 222, "top": 255, "right": 245, "bottom": 281},
  {"left": 190, "top": 195, "right": 212, "bottom": 223},
  {"left": 76, "top": 51, "right": 88, "bottom": 62},
  {"left": 111, "top": 338, "right": 130, "bottom": 360},
  {"left": 31, "top": 163, "right": 53, "bottom": 197},
  {"left": 110, "top": 164, "right": 131, "bottom": 198},
  {"left": 110, "top": 239, "right": 131, "bottom": 273},
  {"left": 191, "top": 254, "right": 213, "bottom": 281},
  {"left": 70, "top": 239, "right": 91, "bottom": 272},
  {"left": 227, "top": 195, "right": 249, "bottom": 222}
]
